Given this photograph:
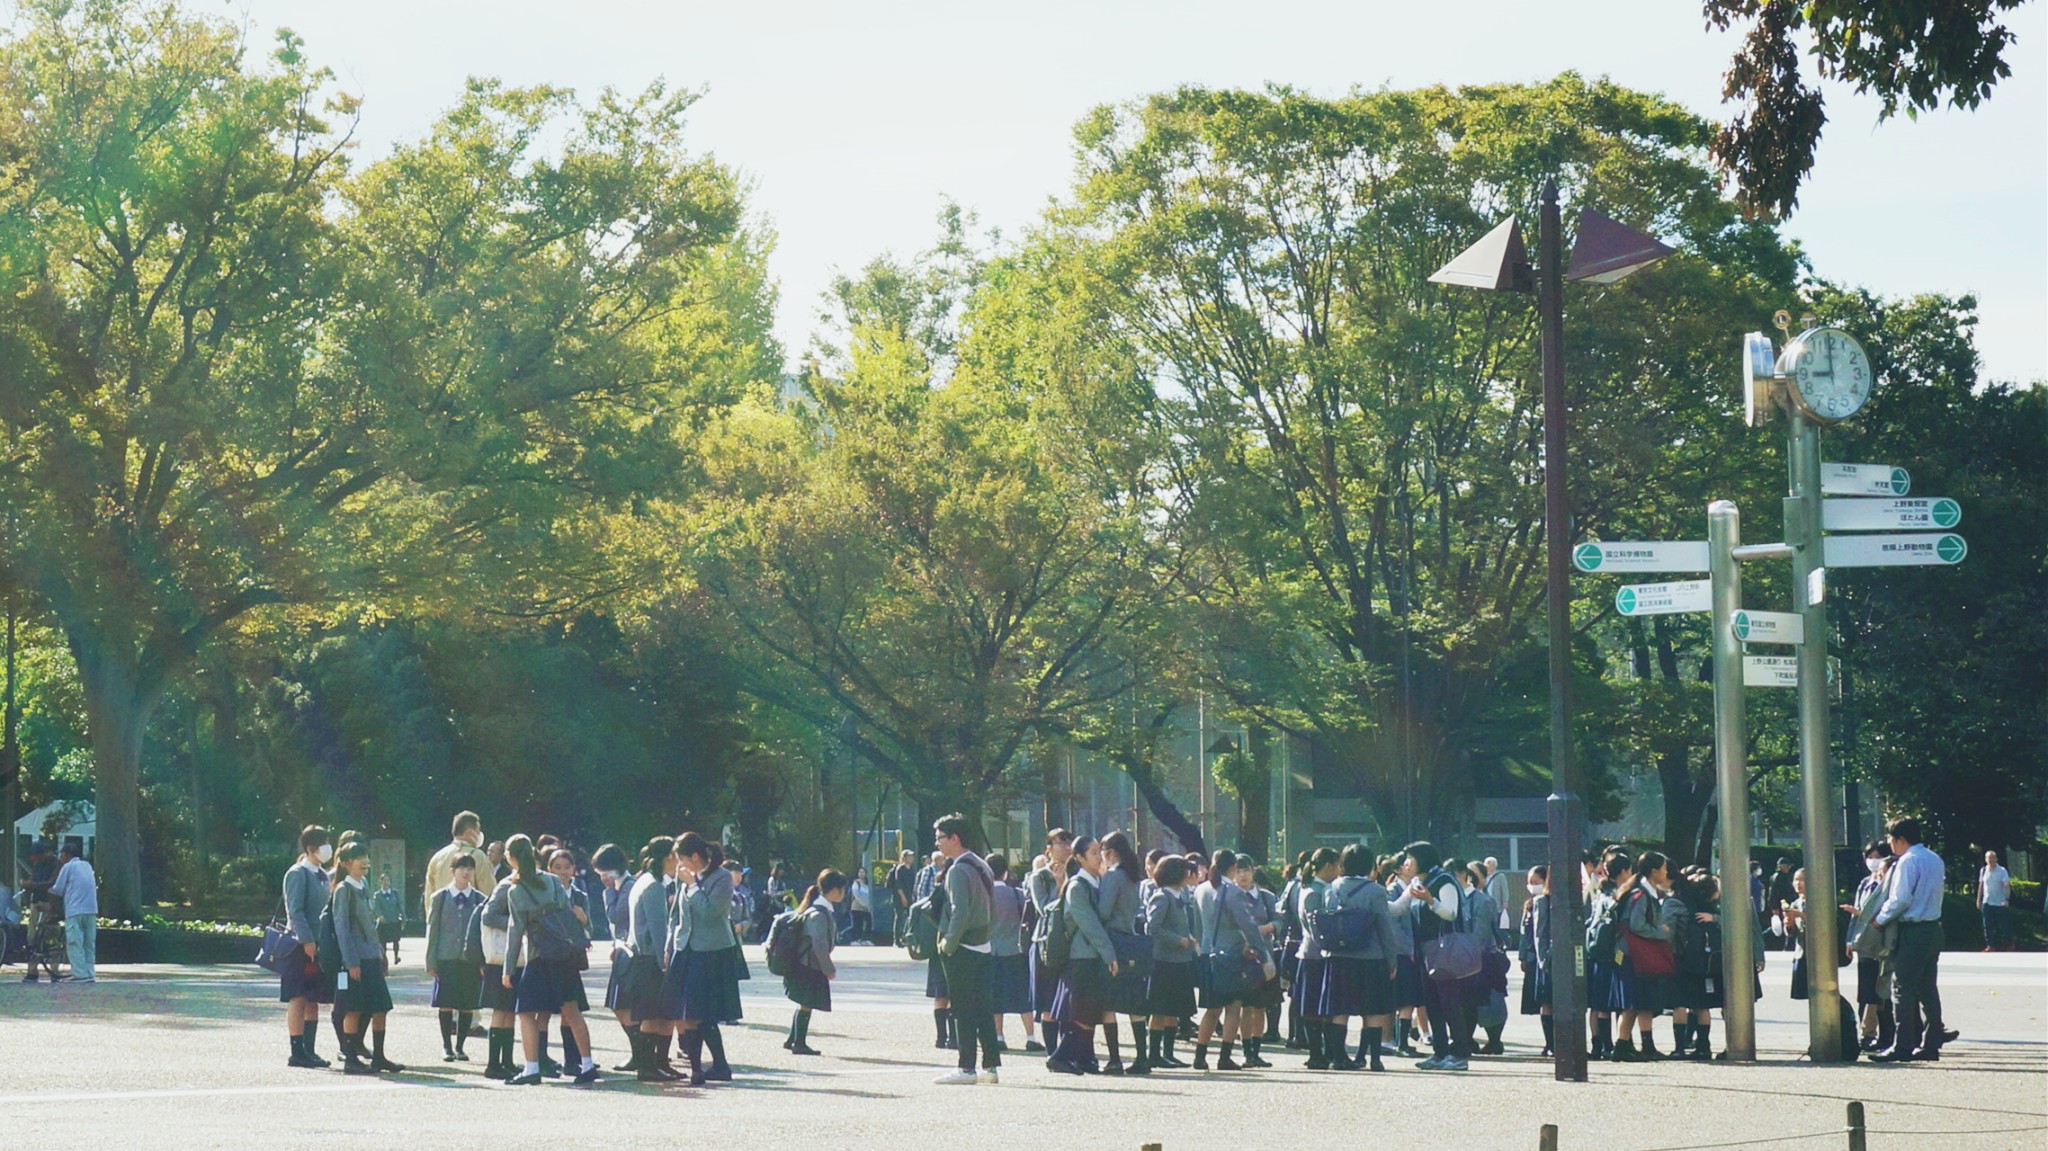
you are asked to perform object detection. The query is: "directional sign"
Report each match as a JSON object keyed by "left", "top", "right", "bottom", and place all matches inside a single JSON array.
[
  {"left": 1732, "top": 609, "right": 1805, "bottom": 645},
  {"left": 1821, "top": 462, "right": 1910, "bottom": 496},
  {"left": 1824, "top": 533, "right": 1967, "bottom": 568},
  {"left": 1572, "top": 541, "right": 1710, "bottom": 573},
  {"left": 1822, "top": 497, "right": 1961, "bottom": 532},
  {"left": 1744, "top": 655, "right": 1799, "bottom": 688},
  {"left": 1616, "top": 580, "right": 1711, "bottom": 617}
]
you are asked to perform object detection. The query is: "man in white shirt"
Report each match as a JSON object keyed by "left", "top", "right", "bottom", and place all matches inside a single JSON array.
[
  {"left": 1978, "top": 850, "right": 2013, "bottom": 952},
  {"left": 49, "top": 843, "right": 98, "bottom": 982},
  {"left": 1483, "top": 857, "right": 1511, "bottom": 947}
]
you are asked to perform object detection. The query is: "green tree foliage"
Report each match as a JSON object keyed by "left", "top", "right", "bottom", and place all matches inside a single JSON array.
[
  {"left": 1706, "top": 0, "right": 2032, "bottom": 217},
  {"left": 0, "top": 1, "right": 776, "bottom": 912},
  {"left": 1053, "top": 76, "right": 1802, "bottom": 842}
]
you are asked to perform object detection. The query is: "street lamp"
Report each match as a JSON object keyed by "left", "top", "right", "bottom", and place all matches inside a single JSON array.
[{"left": 1430, "top": 178, "right": 1671, "bottom": 1083}]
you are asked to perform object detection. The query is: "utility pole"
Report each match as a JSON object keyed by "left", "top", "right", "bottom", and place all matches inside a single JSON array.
[
  {"left": 1786, "top": 411, "right": 1845, "bottom": 1059},
  {"left": 1707, "top": 500, "right": 1757, "bottom": 1060}
]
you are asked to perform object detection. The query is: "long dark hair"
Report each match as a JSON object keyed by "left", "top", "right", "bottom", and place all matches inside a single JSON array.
[
  {"left": 1208, "top": 848, "right": 1235, "bottom": 890},
  {"left": 506, "top": 834, "right": 543, "bottom": 889},
  {"left": 1102, "top": 830, "right": 1142, "bottom": 883},
  {"left": 1615, "top": 850, "right": 1668, "bottom": 907}
]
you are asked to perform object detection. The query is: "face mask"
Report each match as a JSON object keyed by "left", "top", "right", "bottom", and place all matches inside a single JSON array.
[
  {"left": 316, "top": 844, "right": 334, "bottom": 864},
  {"left": 1866, "top": 858, "right": 1885, "bottom": 875},
  {"left": 599, "top": 870, "right": 621, "bottom": 884}
]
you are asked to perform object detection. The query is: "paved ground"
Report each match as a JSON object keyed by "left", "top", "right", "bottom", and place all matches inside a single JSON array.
[{"left": 1, "top": 944, "right": 2042, "bottom": 1150}]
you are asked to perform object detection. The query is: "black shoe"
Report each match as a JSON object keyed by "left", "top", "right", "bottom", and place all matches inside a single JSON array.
[
  {"left": 1481, "top": 1040, "right": 1505, "bottom": 1056},
  {"left": 1869, "top": 1047, "right": 1917, "bottom": 1063},
  {"left": 1024, "top": 1040, "right": 1045, "bottom": 1053},
  {"left": 484, "top": 1062, "right": 513, "bottom": 1080},
  {"left": 1125, "top": 1058, "right": 1152, "bottom": 1076},
  {"left": 508, "top": 1070, "right": 544, "bottom": 1085},
  {"left": 451, "top": 1049, "right": 470, "bottom": 1062},
  {"left": 540, "top": 1056, "right": 562, "bottom": 1079},
  {"left": 442, "top": 1052, "right": 458, "bottom": 1062},
  {"left": 288, "top": 1052, "right": 324, "bottom": 1069},
  {"left": 1102, "top": 1060, "right": 1125, "bottom": 1076},
  {"left": 371, "top": 1057, "right": 405, "bottom": 1074},
  {"left": 575, "top": 1065, "right": 601, "bottom": 1084},
  {"left": 704, "top": 1064, "right": 732, "bottom": 1082},
  {"left": 342, "top": 1058, "right": 376, "bottom": 1076},
  {"left": 1215, "top": 1053, "right": 1242, "bottom": 1071},
  {"left": 791, "top": 1041, "right": 820, "bottom": 1056},
  {"left": 1044, "top": 1056, "right": 1085, "bottom": 1075}
]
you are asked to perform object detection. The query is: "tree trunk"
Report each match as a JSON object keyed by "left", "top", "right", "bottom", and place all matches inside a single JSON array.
[
  {"left": 1657, "top": 748, "right": 1712, "bottom": 870},
  {"left": 77, "top": 650, "right": 153, "bottom": 919},
  {"left": 1128, "top": 767, "right": 1204, "bottom": 858},
  {"left": 1238, "top": 729, "right": 1273, "bottom": 861}
]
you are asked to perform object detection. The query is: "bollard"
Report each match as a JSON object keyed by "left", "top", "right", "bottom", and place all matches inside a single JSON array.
[
  {"left": 1539, "top": 1124, "right": 1558, "bottom": 1151},
  {"left": 1142, "top": 1145, "right": 1163, "bottom": 1151},
  {"left": 1845, "top": 1102, "right": 1865, "bottom": 1151}
]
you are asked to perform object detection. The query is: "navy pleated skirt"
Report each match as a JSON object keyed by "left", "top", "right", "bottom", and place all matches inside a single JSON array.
[
  {"left": 514, "top": 956, "right": 588, "bottom": 1015},
  {"left": 1028, "top": 944, "right": 1059, "bottom": 1013},
  {"left": 337, "top": 957, "right": 394, "bottom": 1016},
  {"left": 479, "top": 963, "right": 518, "bottom": 1013},
  {"left": 431, "top": 962, "right": 483, "bottom": 1010},
  {"left": 925, "top": 956, "right": 949, "bottom": 999},
  {"left": 612, "top": 953, "right": 666, "bottom": 1016},
  {"left": 1146, "top": 959, "right": 1198, "bottom": 1017},
  {"left": 990, "top": 952, "right": 1032, "bottom": 1015},
  {"left": 1051, "top": 956, "right": 1111, "bottom": 1023},
  {"left": 785, "top": 964, "right": 831, "bottom": 1012},
  {"left": 663, "top": 946, "right": 744, "bottom": 1023},
  {"left": 1313, "top": 955, "right": 1392, "bottom": 1017}
]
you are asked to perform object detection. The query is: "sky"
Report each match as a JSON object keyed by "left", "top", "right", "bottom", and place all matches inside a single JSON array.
[{"left": 218, "top": 0, "right": 2046, "bottom": 384}]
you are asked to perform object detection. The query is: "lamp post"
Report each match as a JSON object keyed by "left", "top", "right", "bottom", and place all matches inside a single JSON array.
[{"left": 1431, "top": 178, "right": 1671, "bottom": 1082}]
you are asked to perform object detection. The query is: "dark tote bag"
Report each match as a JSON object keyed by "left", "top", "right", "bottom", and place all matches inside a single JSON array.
[
  {"left": 1423, "top": 931, "right": 1484, "bottom": 982},
  {"left": 255, "top": 899, "right": 299, "bottom": 973}
]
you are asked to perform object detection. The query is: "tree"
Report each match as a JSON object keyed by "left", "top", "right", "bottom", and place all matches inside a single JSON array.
[
  {"left": 0, "top": 1, "right": 774, "bottom": 912},
  {"left": 1706, "top": 0, "right": 2033, "bottom": 217},
  {"left": 1056, "top": 77, "right": 1803, "bottom": 842}
]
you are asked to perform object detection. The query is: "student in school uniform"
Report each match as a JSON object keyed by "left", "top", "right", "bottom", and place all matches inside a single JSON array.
[
  {"left": 619, "top": 837, "right": 680, "bottom": 1081},
  {"left": 591, "top": 843, "right": 637, "bottom": 1070},
  {"left": 1518, "top": 865, "right": 1555, "bottom": 1056},
  {"left": 424, "top": 854, "right": 485, "bottom": 1062},
  {"left": 1608, "top": 850, "right": 1673, "bottom": 1062},
  {"left": 1142, "top": 855, "right": 1198, "bottom": 1068},
  {"left": 663, "top": 831, "right": 745, "bottom": 1085},
  {"left": 783, "top": 869, "right": 847, "bottom": 1056},
  {"left": 985, "top": 854, "right": 1034, "bottom": 1052},
  {"left": 1045, "top": 834, "right": 1116, "bottom": 1076},
  {"left": 1586, "top": 848, "right": 1632, "bottom": 1060},
  {"left": 474, "top": 865, "right": 520, "bottom": 1079},
  {"left": 1192, "top": 848, "right": 1260, "bottom": 1071},
  {"left": 1276, "top": 855, "right": 1309, "bottom": 1049},
  {"left": 324, "top": 829, "right": 365, "bottom": 1057},
  {"left": 1025, "top": 829, "right": 1075, "bottom": 1053},
  {"left": 922, "top": 853, "right": 954, "bottom": 1051},
  {"left": 1661, "top": 871, "right": 1714, "bottom": 1060},
  {"left": 1314, "top": 843, "right": 1402, "bottom": 1072},
  {"left": 1380, "top": 856, "right": 1426, "bottom": 1057},
  {"left": 332, "top": 841, "right": 403, "bottom": 1075},
  {"left": 1177, "top": 852, "right": 1207, "bottom": 1044},
  {"left": 1289, "top": 848, "right": 1338, "bottom": 1068},
  {"left": 1097, "top": 830, "right": 1151, "bottom": 1074},
  {"left": 371, "top": 873, "right": 404, "bottom": 966},
  {"left": 1233, "top": 855, "right": 1281, "bottom": 1068},
  {"left": 281, "top": 826, "right": 334, "bottom": 1069},
  {"left": 501, "top": 837, "right": 600, "bottom": 1085}
]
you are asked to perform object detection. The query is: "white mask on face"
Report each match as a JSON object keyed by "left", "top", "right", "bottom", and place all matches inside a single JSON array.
[
  {"left": 316, "top": 844, "right": 334, "bottom": 864},
  {"left": 1866, "top": 858, "right": 1885, "bottom": 875}
]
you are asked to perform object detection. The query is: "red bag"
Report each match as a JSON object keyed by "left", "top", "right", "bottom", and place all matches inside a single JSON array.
[{"left": 1622, "top": 890, "right": 1677, "bottom": 976}]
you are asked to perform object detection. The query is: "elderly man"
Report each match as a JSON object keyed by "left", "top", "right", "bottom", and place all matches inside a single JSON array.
[
  {"left": 49, "top": 842, "right": 98, "bottom": 983},
  {"left": 1483, "top": 857, "right": 1512, "bottom": 948}
]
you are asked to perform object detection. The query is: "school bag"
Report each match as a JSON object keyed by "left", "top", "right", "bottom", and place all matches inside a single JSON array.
[
  {"left": 314, "top": 888, "right": 342, "bottom": 976},
  {"left": 1676, "top": 906, "right": 1716, "bottom": 977},
  {"left": 765, "top": 907, "right": 806, "bottom": 977},
  {"left": 1587, "top": 892, "right": 1624, "bottom": 965},
  {"left": 1035, "top": 887, "right": 1074, "bottom": 977},
  {"left": 904, "top": 889, "right": 943, "bottom": 962}
]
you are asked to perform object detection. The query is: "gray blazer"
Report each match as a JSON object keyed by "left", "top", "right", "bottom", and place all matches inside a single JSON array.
[
  {"left": 628, "top": 871, "right": 671, "bottom": 958},
  {"left": 797, "top": 902, "right": 838, "bottom": 976},
  {"left": 1145, "top": 885, "right": 1197, "bottom": 963},
  {"left": 989, "top": 881, "right": 1026, "bottom": 958},
  {"left": 1065, "top": 872, "right": 1115, "bottom": 961},
  {"left": 1203, "top": 882, "right": 1260, "bottom": 957},
  {"left": 1097, "top": 868, "right": 1144, "bottom": 938},
  {"left": 332, "top": 879, "right": 381, "bottom": 969},
  {"left": 283, "top": 861, "right": 328, "bottom": 947},
  {"left": 939, "top": 851, "right": 995, "bottom": 954},
  {"left": 425, "top": 884, "right": 484, "bottom": 965},
  {"left": 1027, "top": 864, "right": 1063, "bottom": 942},
  {"left": 1318, "top": 875, "right": 1402, "bottom": 961},
  {"left": 504, "top": 873, "right": 573, "bottom": 969},
  {"left": 1293, "top": 877, "right": 1330, "bottom": 955},
  {"left": 672, "top": 865, "right": 739, "bottom": 954}
]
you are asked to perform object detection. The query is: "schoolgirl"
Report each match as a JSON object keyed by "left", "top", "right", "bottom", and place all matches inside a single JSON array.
[
  {"left": 1276, "top": 854, "right": 1308, "bottom": 1049},
  {"left": 1313, "top": 843, "right": 1401, "bottom": 1071},
  {"left": 1192, "top": 848, "right": 1259, "bottom": 1071},
  {"left": 424, "top": 853, "right": 486, "bottom": 1061},
  {"left": 590, "top": 843, "right": 638, "bottom": 1070},
  {"left": 782, "top": 868, "right": 846, "bottom": 1055},
  {"left": 923, "top": 854, "right": 954, "bottom": 1050},
  {"left": 620, "top": 837, "right": 679, "bottom": 1081},
  {"left": 663, "top": 831, "right": 745, "bottom": 1084},
  {"left": 1025, "top": 829, "right": 1074, "bottom": 1052},
  {"left": 1382, "top": 855, "right": 1427, "bottom": 1056},
  {"left": 1397, "top": 842, "right": 1469, "bottom": 1071},
  {"left": 1097, "top": 830, "right": 1151, "bottom": 1074},
  {"left": 325, "top": 829, "right": 364, "bottom": 1058},
  {"left": 1518, "top": 865, "right": 1555, "bottom": 1056},
  {"left": 1138, "top": 855, "right": 1196, "bottom": 1068},
  {"left": 1234, "top": 856, "right": 1280, "bottom": 1067},
  {"left": 1847, "top": 839, "right": 1896, "bottom": 1053},
  {"left": 1586, "top": 848, "right": 1633, "bottom": 1059},
  {"left": 1290, "top": 848, "right": 1338, "bottom": 1068},
  {"left": 281, "top": 825, "right": 333, "bottom": 1069},
  {"left": 1045, "top": 835, "right": 1117, "bottom": 1075},
  {"left": 985, "top": 855, "right": 1035, "bottom": 1050},
  {"left": 1661, "top": 871, "right": 1715, "bottom": 1060},
  {"left": 502, "top": 836, "right": 599, "bottom": 1085},
  {"left": 1460, "top": 859, "right": 1510, "bottom": 1056},
  {"left": 1608, "top": 850, "right": 1672, "bottom": 1061},
  {"left": 331, "top": 841, "right": 403, "bottom": 1075},
  {"left": 474, "top": 863, "right": 520, "bottom": 1079}
]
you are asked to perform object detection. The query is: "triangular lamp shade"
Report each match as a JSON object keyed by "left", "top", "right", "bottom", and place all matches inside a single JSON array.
[
  {"left": 1566, "top": 208, "right": 1673, "bottom": 283},
  {"left": 1428, "top": 217, "right": 1528, "bottom": 291}
]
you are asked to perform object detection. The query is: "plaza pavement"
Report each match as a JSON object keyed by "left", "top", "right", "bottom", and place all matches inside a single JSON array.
[{"left": 1, "top": 942, "right": 2042, "bottom": 1150}]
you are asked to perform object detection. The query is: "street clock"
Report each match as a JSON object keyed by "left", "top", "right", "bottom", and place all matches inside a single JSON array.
[{"left": 1777, "top": 327, "right": 1873, "bottom": 424}]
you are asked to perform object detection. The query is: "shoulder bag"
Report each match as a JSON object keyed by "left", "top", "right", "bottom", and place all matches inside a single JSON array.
[
  {"left": 255, "top": 896, "right": 299, "bottom": 973},
  {"left": 1621, "top": 891, "right": 1677, "bottom": 977},
  {"left": 1421, "top": 880, "right": 1485, "bottom": 982}
]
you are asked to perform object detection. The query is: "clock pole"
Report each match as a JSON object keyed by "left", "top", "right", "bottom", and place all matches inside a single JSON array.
[{"left": 1785, "top": 408, "right": 1847, "bottom": 1060}]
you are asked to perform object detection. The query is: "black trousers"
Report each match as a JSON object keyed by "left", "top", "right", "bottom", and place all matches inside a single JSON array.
[
  {"left": 940, "top": 949, "right": 1000, "bottom": 1071},
  {"left": 1889, "top": 920, "right": 1945, "bottom": 1052}
]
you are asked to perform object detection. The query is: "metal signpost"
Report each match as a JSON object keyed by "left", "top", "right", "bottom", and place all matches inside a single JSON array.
[{"left": 1706, "top": 502, "right": 1756, "bottom": 1060}]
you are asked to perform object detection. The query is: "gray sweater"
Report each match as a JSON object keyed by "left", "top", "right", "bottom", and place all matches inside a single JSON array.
[
  {"left": 938, "top": 851, "right": 995, "bottom": 954},
  {"left": 424, "top": 884, "right": 484, "bottom": 966},
  {"left": 628, "top": 871, "right": 671, "bottom": 958},
  {"left": 504, "top": 873, "right": 573, "bottom": 969},
  {"left": 1097, "top": 868, "right": 1144, "bottom": 939},
  {"left": 1027, "top": 863, "right": 1063, "bottom": 942},
  {"left": 989, "top": 881, "right": 1026, "bottom": 958},
  {"left": 283, "top": 861, "right": 328, "bottom": 947},
  {"left": 1065, "top": 871, "right": 1115, "bottom": 961},
  {"left": 1145, "top": 885, "right": 1197, "bottom": 963},
  {"left": 797, "top": 901, "right": 838, "bottom": 976},
  {"left": 332, "top": 878, "right": 381, "bottom": 970},
  {"left": 1317, "top": 875, "right": 1402, "bottom": 961},
  {"left": 1203, "top": 881, "right": 1260, "bottom": 957},
  {"left": 672, "top": 866, "right": 739, "bottom": 954}
]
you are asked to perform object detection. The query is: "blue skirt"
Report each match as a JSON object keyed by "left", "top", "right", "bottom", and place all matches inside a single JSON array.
[
  {"left": 1608, "top": 963, "right": 1664, "bottom": 1013},
  {"left": 612, "top": 954, "right": 666, "bottom": 1017},
  {"left": 1146, "top": 959, "right": 1198, "bottom": 1017},
  {"left": 479, "top": 963, "right": 518, "bottom": 1013},
  {"left": 337, "top": 957, "right": 394, "bottom": 1016},
  {"left": 1393, "top": 953, "right": 1426, "bottom": 1009},
  {"left": 431, "top": 962, "right": 482, "bottom": 1010},
  {"left": 1292, "top": 955, "right": 1326, "bottom": 1009},
  {"left": 785, "top": 964, "right": 831, "bottom": 1012},
  {"left": 1028, "top": 943, "right": 1059, "bottom": 1013},
  {"left": 1051, "top": 956, "right": 1112, "bottom": 1023},
  {"left": 514, "top": 956, "right": 588, "bottom": 1015},
  {"left": 1587, "top": 956, "right": 1615, "bottom": 1011},
  {"left": 664, "top": 946, "right": 744, "bottom": 1023},
  {"left": 1520, "top": 964, "right": 1552, "bottom": 1014},
  {"left": 925, "top": 955, "right": 949, "bottom": 999},
  {"left": 990, "top": 952, "right": 1032, "bottom": 1015},
  {"left": 1313, "top": 955, "right": 1392, "bottom": 1017},
  {"left": 278, "top": 949, "right": 331, "bottom": 1004}
]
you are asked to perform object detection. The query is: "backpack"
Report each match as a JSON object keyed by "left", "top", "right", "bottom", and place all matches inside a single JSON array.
[
  {"left": 1587, "top": 892, "right": 1624, "bottom": 965},
  {"left": 765, "top": 908, "right": 806, "bottom": 976},
  {"left": 1677, "top": 908, "right": 1716, "bottom": 976},
  {"left": 315, "top": 889, "right": 342, "bottom": 976},
  {"left": 905, "top": 890, "right": 943, "bottom": 962}
]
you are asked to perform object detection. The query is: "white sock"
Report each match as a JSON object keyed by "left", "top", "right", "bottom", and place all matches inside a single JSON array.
[
  {"left": 524, "top": 1061, "right": 540, "bottom": 1075},
  {"left": 580, "top": 1056, "right": 595, "bottom": 1072}
]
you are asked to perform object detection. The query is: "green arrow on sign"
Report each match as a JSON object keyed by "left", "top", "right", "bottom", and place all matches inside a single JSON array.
[
  {"left": 1574, "top": 542, "right": 1603, "bottom": 571},
  {"left": 1615, "top": 588, "right": 1637, "bottom": 613},
  {"left": 1936, "top": 534, "right": 1967, "bottom": 563},
  {"left": 1889, "top": 467, "right": 1909, "bottom": 495},
  {"left": 1931, "top": 498, "right": 1961, "bottom": 528},
  {"left": 1733, "top": 611, "right": 1751, "bottom": 640}
]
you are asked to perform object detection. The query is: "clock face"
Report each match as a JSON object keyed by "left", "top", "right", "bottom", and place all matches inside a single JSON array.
[{"left": 1785, "top": 327, "right": 1873, "bottom": 423}]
